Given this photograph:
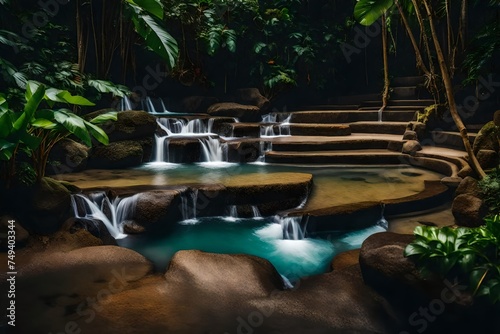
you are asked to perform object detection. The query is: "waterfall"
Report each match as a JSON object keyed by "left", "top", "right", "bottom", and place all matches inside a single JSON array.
[
  {"left": 71, "top": 193, "right": 139, "bottom": 239},
  {"left": 377, "top": 204, "right": 389, "bottom": 229},
  {"left": 154, "top": 135, "right": 169, "bottom": 162},
  {"left": 223, "top": 205, "right": 239, "bottom": 222},
  {"left": 256, "top": 141, "right": 272, "bottom": 163},
  {"left": 378, "top": 107, "right": 383, "bottom": 122},
  {"left": 260, "top": 113, "right": 291, "bottom": 137},
  {"left": 199, "top": 137, "right": 227, "bottom": 162},
  {"left": 157, "top": 118, "right": 213, "bottom": 135},
  {"left": 145, "top": 96, "right": 157, "bottom": 113},
  {"left": 119, "top": 96, "right": 133, "bottom": 111},
  {"left": 160, "top": 98, "right": 168, "bottom": 112},
  {"left": 180, "top": 189, "right": 199, "bottom": 224},
  {"left": 274, "top": 216, "right": 304, "bottom": 240},
  {"left": 251, "top": 206, "right": 263, "bottom": 220}
]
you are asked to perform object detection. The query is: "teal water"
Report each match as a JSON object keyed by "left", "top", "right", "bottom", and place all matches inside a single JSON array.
[{"left": 120, "top": 216, "right": 386, "bottom": 282}]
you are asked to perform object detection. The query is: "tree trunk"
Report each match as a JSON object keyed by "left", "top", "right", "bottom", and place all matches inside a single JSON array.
[
  {"left": 381, "top": 14, "right": 390, "bottom": 113},
  {"left": 422, "top": 0, "right": 486, "bottom": 179},
  {"left": 395, "top": 0, "right": 429, "bottom": 75}
]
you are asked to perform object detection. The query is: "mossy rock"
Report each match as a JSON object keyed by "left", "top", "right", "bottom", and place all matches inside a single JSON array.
[{"left": 473, "top": 121, "right": 500, "bottom": 154}]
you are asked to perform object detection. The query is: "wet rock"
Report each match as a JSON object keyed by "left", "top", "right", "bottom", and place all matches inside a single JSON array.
[
  {"left": 207, "top": 102, "right": 261, "bottom": 122},
  {"left": 234, "top": 88, "right": 270, "bottom": 111},
  {"left": 48, "top": 138, "right": 89, "bottom": 174},
  {"left": 133, "top": 190, "right": 183, "bottom": 227},
  {"left": 402, "top": 140, "right": 422, "bottom": 155},
  {"left": 477, "top": 149, "right": 499, "bottom": 169},
  {"left": 85, "top": 110, "right": 157, "bottom": 142},
  {"left": 455, "top": 176, "right": 482, "bottom": 198},
  {"left": 452, "top": 194, "right": 488, "bottom": 227},
  {"left": 402, "top": 130, "right": 418, "bottom": 140},
  {"left": 122, "top": 220, "right": 146, "bottom": 234},
  {"left": 88, "top": 140, "right": 144, "bottom": 169},
  {"left": 62, "top": 217, "right": 117, "bottom": 245},
  {"left": 331, "top": 249, "right": 359, "bottom": 270}
]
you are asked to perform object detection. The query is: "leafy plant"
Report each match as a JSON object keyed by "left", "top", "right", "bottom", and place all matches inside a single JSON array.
[
  {"left": 479, "top": 168, "right": 500, "bottom": 214},
  {"left": 405, "top": 215, "right": 500, "bottom": 304}
]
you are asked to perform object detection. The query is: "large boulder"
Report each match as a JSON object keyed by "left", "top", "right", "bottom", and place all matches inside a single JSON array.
[
  {"left": 402, "top": 140, "right": 422, "bottom": 155},
  {"left": 133, "top": 189, "right": 184, "bottom": 227},
  {"left": 455, "top": 176, "right": 482, "bottom": 198},
  {"left": 473, "top": 121, "right": 499, "bottom": 154},
  {"left": 452, "top": 194, "right": 488, "bottom": 227},
  {"left": 233, "top": 88, "right": 270, "bottom": 111},
  {"left": 25, "top": 177, "right": 72, "bottom": 233},
  {"left": 48, "top": 138, "right": 89, "bottom": 174},
  {"left": 85, "top": 110, "right": 157, "bottom": 142},
  {"left": 62, "top": 217, "right": 117, "bottom": 245},
  {"left": 207, "top": 102, "right": 262, "bottom": 122},
  {"left": 477, "top": 149, "right": 499, "bottom": 169},
  {"left": 87, "top": 140, "right": 144, "bottom": 169}
]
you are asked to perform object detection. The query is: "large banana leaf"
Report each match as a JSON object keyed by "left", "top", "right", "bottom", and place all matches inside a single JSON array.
[{"left": 354, "top": 0, "right": 394, "bottom": 26}]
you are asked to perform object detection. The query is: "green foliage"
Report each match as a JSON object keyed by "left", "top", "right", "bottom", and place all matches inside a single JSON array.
[
  {"left": 405, "top": 215, "right": 500, "bottom": 304},
  {"left": 354, "top": 0, "right": 394, "bottom": 26},
  {"left": 0, "top": 81, "right": 117, "bottom": 185},
  {"left": 479, "top": 168, "right": 500, "bottom": 214},
  {"left": 416, "top": 104, "right": 446, "bottom": 124}
]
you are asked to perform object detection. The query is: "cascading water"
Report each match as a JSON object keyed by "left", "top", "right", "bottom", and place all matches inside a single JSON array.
[
  {"left": 199, "top": 137, "right": 228, "bottom": 162},
  {"left": 119, "top": 96, "right": 133, "bottom": 111},
  {"left": 180, "top": 189, "right": 199, "bottom": 224},
  {"left": 251, "top": 206, "right": 263, "bottom": 220},
  {"left": 260, "top": 113, "right": 291, "bottom": 137},
  {"left": 275, "top": 216, "right": 305, "bottom": 240},
  {"left": 255, "top": 141, "right": 272, "bottom": 163},
  {"left": 160, "top": 98, "right": 168, "bottom": 112},
  {"left": 154, "top": 135, "right": 169, "bottom": 162},
  {"left": 145, "top": 96, "right": 157, "bottom": 113},
  {"left": 377, "top": 204, "right": 389, "bottom": 229},
  {"left": 224, "top": 205, "right": 239, "bottom": 222},
  {"left": 71, "top": 192, "right": 138, "bottom": 239}
]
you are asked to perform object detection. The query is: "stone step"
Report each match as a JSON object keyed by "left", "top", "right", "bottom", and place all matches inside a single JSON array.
[
  {"left": 392, "top": 86, "right": 419, "bottom": 99},
  {"left": 265, "top": 150, "right": 406, "bottom": 164},
  {"left": 392, "top": 76, "right": 425, "bottom": 87},
  {"left": 349, "top": 121, "right": 409, "bottom": 135},
  {"left": 288, "top": 124, "right": 351, "bottom": 136},
  {"left": 358, "top": 105, "right": 426, "bottom": 111},
  {"left": 429, "top": 131, "right": 478, "bottom": 150},
  {"left": 289, "top": 110, "right": 416, "bottom": 123},
  {"left": 330, "top": 93, "right": 381, "bottom": 105},
  {"left": 293, "top": 105, "right": 360, "bottom": 111},
  {"left": 361, "top": 99, "right": 435, "bottom": 108},
  {"left": 271, "top": 138, "right": 403, "bottom": 152}
]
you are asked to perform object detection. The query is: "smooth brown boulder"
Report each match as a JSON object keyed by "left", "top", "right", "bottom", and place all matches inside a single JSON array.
[
  {"left": 402, "top": 130, "right": 418, "bottom": 140},
  {"left": 473, "top": 121, "right": 499, "bottom": 154},
  {"left": 48, "top": 138, "right": 89, "bottom": 174},
  {"left": 234, "top": 88, "right": 270, "bottom": 111},
  {"left": 133, "top": 189, "right": 184, "bottom": 227},
  {"left": 331, "top": 249, "right": 360, "bottom": 270},
  {"left": 452, "top": 194, "right": 488, "bottom": 227},
  {"left": 455, "top": 176, "right": 482, "bottom": 198},
  {"left": 207, "top": 102, "right": 261, "bottom": 122},
  {"left": 477, "top": 149, "right": 499, "bottom": 169},
  {"left": 402, "top": 140, "right": 422, "bottom": 155}
]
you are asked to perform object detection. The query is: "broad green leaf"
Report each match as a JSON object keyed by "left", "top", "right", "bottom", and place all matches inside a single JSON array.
[
  {"left": 31, "top": 118, "right": 57, "bottom": 129},
  {"left": 88, "top": 79, "right": 129, "bottom": 98},
  {"left": 45, "top": 88, "right": 67, "bottom": 103},
  {"left": 0, "top": 110, "right": 13, "bottom": 138},
  {"left": 13, "top": 84, "right": 45, "bottom": 132},
  {"left": 126, "top": 0, "right": 164, "bottom": 19},
  {"left": 0, "top": 139, "right": 15, "bottom": 160},
  {"left": 354, "top": 0, "right": 394, "bottom": 26},
  {"left": 18, "top": 131, "right": 41, "bottom": 150},
  {"left": 57, "top": 91, "right": 95, "bottom": 106},
  {"left": 131, "top": 11, "right": 178, "bottom": 69},
  {"left": 85, "top": 121, "right": 109, "bottom": 145},
  {"left": 53, "top": 110, "right": 92, "bottom": 146},
  {"left": 89, "top": 112, "right": 118, "bottom": 124}
]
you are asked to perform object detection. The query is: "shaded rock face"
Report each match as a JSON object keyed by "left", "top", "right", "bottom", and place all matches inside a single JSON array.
[
  {"left": 26, "top": 177, "right": 72, "bottom": 234},
  {"left": 455, "top": 176, "right": 482, "bottom": 198},
  {"left": 48, "top": 138, "right": 89, "bottom": 175},
  {"left": 473, "top": 121, "right": 499, "bottom": 154},
  {"left": 403, "top": 130, "right": 418, "bottom": 141},
  {"left": 233, "top": 88, "right": 270, "bottom": 111},
  {"left": 88, "top": 140, "right": 144, "bottom": 169},
  {"left": 83, "top": 111, "right": 156, "bottom": 169},
  {"left": 133, "top": 190, "right": 182, "bottom": 227},
  {"left": 62, "top": 217, "right": 117, "bottom": 246},
  {"left": 207, "top": 102, "right": 261, "bottom": 122},
  {"left": 452, "top": 194, "right": 488, "bottom": 227},
  {"left": 477, "top": 149, "right": 499, "bottom": 169}
]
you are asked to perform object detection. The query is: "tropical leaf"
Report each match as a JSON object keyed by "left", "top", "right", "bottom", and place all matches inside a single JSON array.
[
  {"left": 354, "top": 0, "right": 394, "bottom": 26},
  {"left": 85, "top": 121, "right": 109, "bottom": 145},
  {"left": 53, "top": 109, "right": 92, "bottom": 146},
  {"left": 89, "top": 111, "right": 118, "bottom": 124},
  {"left": 88, "top": 79, "right": 129, "bottom": 98},
  {"left": 126, "top": 0, "right": 164, "bottom": 19},
  {"left": 57, "top": 91, "right": 95, "bottom": 106}
]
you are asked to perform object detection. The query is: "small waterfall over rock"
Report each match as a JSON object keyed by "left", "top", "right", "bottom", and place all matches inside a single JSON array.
[
  {"left": 223, "top": 205, "right": 239, "bottom": 222},
  {"left": 71, "top": 192, "right": 138, "bottom": 239},
  {"left": 157, "top": 118, "right": 213, "bottom": 136},
  {"left": 377, "top": 204, "right": 389, "bottom": 229},
  {"left": 251, "top": 206, "right": 263, "bottom": 220},
  {"left": 256, "top": 141, "right": 272, "bottom": 163},
  {"left": 260, "top": 113, "right": 291, "bottom": 137},
  {"left": 118, "top": 96, "right": 134, "bottom": 111},
  {"left": 180, "top": 189, "right": 199, "bottom": 224},
  {"left": 274, "top": 216, "right": 305, "bottom": 240},
  {"left": 199, "top": 137, "right": 228, "bottom": 162}
]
